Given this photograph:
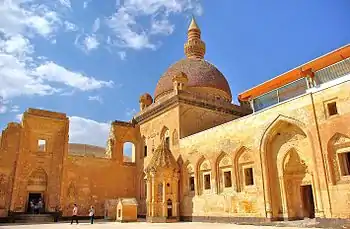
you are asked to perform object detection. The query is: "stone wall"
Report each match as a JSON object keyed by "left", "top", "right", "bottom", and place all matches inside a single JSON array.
[
  {"left": 0, "top": 123, "right": 22, "bottom": 217},
  {"left": 0, "top": 109, "right": 139, "bottom": 217},
  {"left": 178, "top": 79, "right": 350, "bottom": 220}
]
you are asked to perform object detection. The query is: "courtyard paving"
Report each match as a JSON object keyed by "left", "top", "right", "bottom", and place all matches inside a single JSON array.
[{"left": 0, "top": 221, "right": 322, "bottom": 229}]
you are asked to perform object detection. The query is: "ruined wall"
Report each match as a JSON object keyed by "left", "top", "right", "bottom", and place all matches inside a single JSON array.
[
  {"left": 178, "top": 79, "right": 350, "bottom": 220},
  {"left": 9, "top": 109, "right": 69, "bottom": 213},
  {"left": 0, "top": 123, "right": 22, "bottom": 217},
  {"left": 60, "top": 120, "right": 140, "bottom": 217}
]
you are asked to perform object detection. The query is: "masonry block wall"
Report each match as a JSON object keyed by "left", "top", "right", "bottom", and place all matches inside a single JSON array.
[
  {"left": 60, "top": 120, "right": 140, "bottom": 216},
  {"left": 178, "top": 80, "right": 350, "bottom": 220}
]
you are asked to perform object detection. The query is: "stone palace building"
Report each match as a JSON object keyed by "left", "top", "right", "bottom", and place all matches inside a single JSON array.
[{"left": 0, "top": 18, "right": 350, "bottom": 223}]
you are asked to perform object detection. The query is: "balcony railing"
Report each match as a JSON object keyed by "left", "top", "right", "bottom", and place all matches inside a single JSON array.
[
  {"left": 314, "top": 58, "right": 350, "bottom": 85},
  {"left": 253, "top": 78, "right": 308, "bottom": 111},
  {"left": 252, "top": 58, "right": 350, "bottom": 112}
]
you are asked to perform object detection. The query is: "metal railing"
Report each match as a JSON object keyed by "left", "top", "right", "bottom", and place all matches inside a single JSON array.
[
  {"left": 252, "top": 58, "right": 350, "bottom": 112},
  {"left": 314, "top": 58, "right": 350, "bottom": 85},
  {"left": 253, "top": 78, "right": 308, "bottom": 111}
]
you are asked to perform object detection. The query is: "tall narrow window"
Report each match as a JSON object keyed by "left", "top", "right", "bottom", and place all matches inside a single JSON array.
[
  {"left": 189, "top": 176, "right": 195, "bottom": 191},
  {"left": 38, "top": 139, "right": 46, "bottom": 151},
  {"left": 224, "top": 171, "right": 232, "bottom": 187},
  {"left": 327, "top": 102, "right": 338, "bottom": 116},
  {"left": 338, "top": 152, "right": 350, "bottom": 176},
  {"left": 204, "top": 174, "right": 211, "bottom": 190},
  {"left": 244, "top": 168, "right": 254, "bottom": 186},
  {"left": 144, "top": 145, "right": 147, "bottom": 157}
]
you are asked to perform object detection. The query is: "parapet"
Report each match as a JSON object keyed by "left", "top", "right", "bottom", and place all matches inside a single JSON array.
[
  {"left": 26, "top": 108, "right": 67, "bottom": 120},
  {"left": 112, "top": 120, "right": 136, "bottom": 127}
]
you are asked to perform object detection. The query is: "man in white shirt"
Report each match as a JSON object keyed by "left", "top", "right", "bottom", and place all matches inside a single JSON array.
[{"left": 70, "top": 204, "right": 78, "bottom": 224}]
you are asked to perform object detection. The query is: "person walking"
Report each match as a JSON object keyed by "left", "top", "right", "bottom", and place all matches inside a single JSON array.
[
  {"left": 70, "top": 204, "right": 79, "bottom": 224},
  {"left": 89, "top": 206, "right": 95, "bottom": 224}
]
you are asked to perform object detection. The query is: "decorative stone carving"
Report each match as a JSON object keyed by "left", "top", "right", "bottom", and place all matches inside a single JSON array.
[
  {"left": 219, "top": 154, "right": 232, "bottom": 167},
  {"left": 28, "top": 168, "right": 47, "bottom": 186},
  {"left": 334, "top": 135, "right": 350, "bottom": 145},
  {"left": 200, "top": 160, "right": 211, "bottom": 171}
]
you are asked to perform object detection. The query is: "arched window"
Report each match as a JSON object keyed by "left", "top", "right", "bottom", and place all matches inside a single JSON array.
[
  {"left": 123, "top": 142, "right": 136, "bottom": 163},
  {"left": 198, "top": 158, "right": 211, "bottom": 194},
  {"left": 217, "top": 152, "right": 233, "bottom": 193},
  {"left": 160, "top": 127, "right": 170, "bottom": 148},
  {"left": 235, "top": 148, "right": 254, "bottom": 192},
  {"left": 142, "top": 136, "right": 147, "bottom": 158}
]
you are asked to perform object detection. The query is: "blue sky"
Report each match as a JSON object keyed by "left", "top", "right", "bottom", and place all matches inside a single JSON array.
[{"left": 1, "top": 0, "right": 349, "bottom": 149}]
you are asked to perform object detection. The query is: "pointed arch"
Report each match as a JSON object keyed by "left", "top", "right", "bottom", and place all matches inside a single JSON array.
[
  {"left": 216, "top": 151, "right": 233, "bottom": 193},
  {"left": 196, "top": 156, "right": 211, "bottom": 194},
  {"left": 259, "top": 114, "right": 322, "bottom": 219},
  {"left": 234, "top": 146, "right": 254, "bottom": 192},
  {"left": 160, "top": 126, "right": 170, "bottom": 147},
  {"left": 327, "top": 132, "right": 350, "bottom": 184},
  {"left": 260, "top": 115, "right": 309, "bottom": 153}
]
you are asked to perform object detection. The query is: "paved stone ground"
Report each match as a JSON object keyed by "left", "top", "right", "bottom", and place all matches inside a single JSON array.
[{"left": 0, "top": 221, "right": 324, "bottom": 229}]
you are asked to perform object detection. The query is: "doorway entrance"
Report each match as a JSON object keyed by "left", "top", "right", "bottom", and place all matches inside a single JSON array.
[
  {"left": 167, "top": 199, "right": 172, "bottom": 218},
  {"left": 300, "top": 185, "right": 315, "bottom": 218},
  {"left": 27, "top": 193, "right": 43, "bottom": 213}
]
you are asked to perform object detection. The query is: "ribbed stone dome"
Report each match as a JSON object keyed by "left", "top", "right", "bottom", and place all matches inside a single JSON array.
[{"left": 154, "top": 58, "right": 232, "bottom": 101}]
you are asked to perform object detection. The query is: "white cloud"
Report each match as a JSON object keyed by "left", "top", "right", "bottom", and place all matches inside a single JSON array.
[
  {"left": 150, "top": 19, "right": 174, "bottom": 35},
  {"left": 59, "top": 0, "right": 71, "bottom": 9},
  {"left": 83, "top": 0, "right": 91, "bottom": 9},
  {"left": 106, "top": 9, "right": 155, "bottom": 50},
  {"left": 118, "top": 51, "right": 126, "bottom": 60},
  {"left": 88, "top": 95, "right": 103, "bottom": 104},
  {"left": 92, "top": 18, "right": 100, "bottom": 33},
  {"left": 83, "top": 35, "right": 100, "bottom": 51},
  {"left": 64, "top": 21, "right": 78, "bottom": 32},
  {"left": 0, "top": 105, "right": 7, "bottom": 114},
  {"left": 0, "top": 0, "right": 61, "bottom": 38},
  {"left": 10, "top": 105, "right": 20, "bottom": 113},
  {"left": 34, "top": 62, "right": 113, "bottom": 91},
  {"left": 69, "top": 116, "right": 110, "bottom": 147},
  {"left": 105, "top": 0, "right": 202, "bottom": 50},
  {"left": 0, "top": 0, "right": 113, "bottom": 101}
]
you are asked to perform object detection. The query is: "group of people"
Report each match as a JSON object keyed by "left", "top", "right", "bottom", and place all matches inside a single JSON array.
[
  {"left": 29, "top": 199, "right": 44, "bottom": 214},
  {"left": 70, "top": 204, "right": 95, "bottom": 225}
]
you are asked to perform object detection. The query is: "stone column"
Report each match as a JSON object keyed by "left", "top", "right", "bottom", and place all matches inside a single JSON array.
[
  {"left": 311, "top": 173, "right": 325, "bottom": 218},
  {"left": 162, "top": 181, "right": 166, "bottom": 217},
  {"left": 151, "top": 174, "right": 155, "bottom": 217},
  {"left": 279, "top": 176, "right": 288, "bottom": 219},
  {"left": 262, "top": 156, "right": 272, "bottom": 219},
  {"left": 194, "top": 170, "right": 200, "bottom": 195},
  {"left": 146, "top": 178, "right": 151, "bottom": 216}
]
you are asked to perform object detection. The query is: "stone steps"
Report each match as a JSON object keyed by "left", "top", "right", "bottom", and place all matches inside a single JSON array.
[{"left": 13, "top": 214, "right": 55, "bottom": 223}]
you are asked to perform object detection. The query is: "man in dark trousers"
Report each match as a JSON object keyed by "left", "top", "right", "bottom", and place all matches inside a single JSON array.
[{"left": 70, "top": 204, "right": 78, "bottom": 224}]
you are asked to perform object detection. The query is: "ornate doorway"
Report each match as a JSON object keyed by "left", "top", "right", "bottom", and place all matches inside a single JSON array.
[
  {"left": 282, "top": 149, "right": 315, "bottom": 220},
  {"left": 26, "top": 168, "right": 47, "bottom": 213}
]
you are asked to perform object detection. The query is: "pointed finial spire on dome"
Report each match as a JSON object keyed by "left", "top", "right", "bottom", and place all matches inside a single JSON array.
[
  {"left": 184, "top": 16, "right": 206, "bottom": 59},
  {"left": 188, "top": 16, "right": 199, "bottom": 31}
]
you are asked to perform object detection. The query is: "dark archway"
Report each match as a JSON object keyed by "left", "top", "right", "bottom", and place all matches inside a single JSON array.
[{"left": 167, "top": 199, "right": 172, "bottom": 218}]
